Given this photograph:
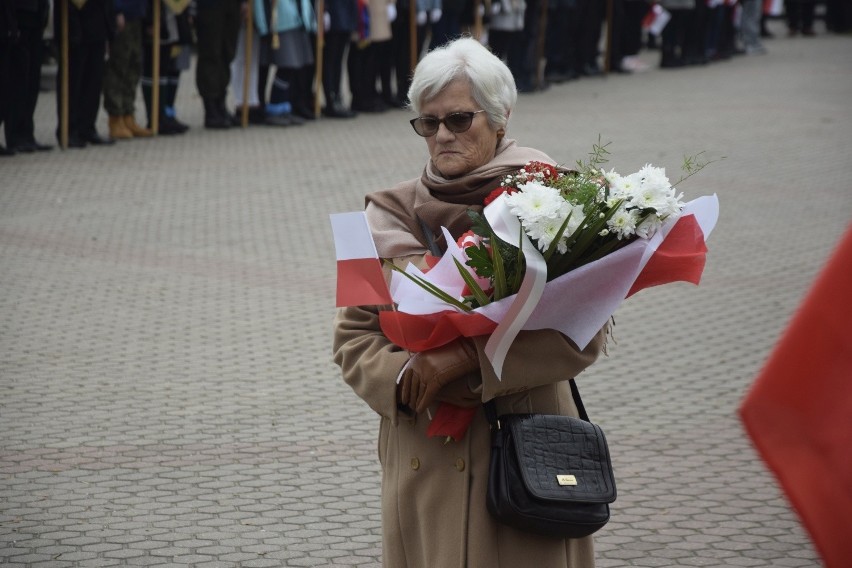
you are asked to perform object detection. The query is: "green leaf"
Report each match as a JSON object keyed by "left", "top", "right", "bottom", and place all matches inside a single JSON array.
[
  {"left": 385, "top": 261, "right": 472, "bottom": 312},
  {"left": 490, "top": 228, "right": 508, "bottom": 300},
  {"left": 453, "top": 258, "right": 492, "bottom": 307},
  {"left": 542, "top": 209, "right": 574, "bottom": 262}
]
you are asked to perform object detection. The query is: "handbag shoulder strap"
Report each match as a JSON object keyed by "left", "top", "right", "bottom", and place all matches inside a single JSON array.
[{"left": 484, "top": 378, "right": 591, "bottom": 429}]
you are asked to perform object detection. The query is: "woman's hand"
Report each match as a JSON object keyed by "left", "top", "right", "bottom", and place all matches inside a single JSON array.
[{"left": 398, "top": 340, "right": 479, "bottom": 414}]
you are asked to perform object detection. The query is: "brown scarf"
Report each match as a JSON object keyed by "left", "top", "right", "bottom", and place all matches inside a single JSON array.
[{"left": 366, "top": 138, "right": 556, "bottom": 258}]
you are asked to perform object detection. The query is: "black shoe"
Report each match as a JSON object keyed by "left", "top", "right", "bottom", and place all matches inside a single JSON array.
[
  {"left": 170, "top": 118, "right": 189, "bottom": 133},
  {"left": 581, "top": 62, "right": 602, "bottom": 76},
  {"left": 16, "top": 139, "right": 55, "bottom": 152},
  {"left": 292, "top": 104, "right": 317, "bottom": 120},
  {"left": 351, "top": 98, "right": 387, "bottom": 113},
  {"left": 85, "top": 133, "right": 115, "bottom": 145},
  {"left": 322, "top": 99, "right": 357, "bottom": 118},
  {"left": 264, "top": 113, "right": 300, "bottom": 127},
  {"left": 660, "top": 56, "right": 685, "bottom": 69},
  {"left": 0, "top": 144, "right": 15, "bottom": 156},
  {"left": 204, "top": 98, "right": 232, "bottom": 129},
  {"left": 13, "top": 142, "right": 36, "bottom": 153},
  {"left": 204, "top": 114, "right": 232, "bottom": 129},
  {"left": 66, "top": 134, "right": 87, "bottom": 148},
  {"left": 383, "top": 96, "right": 407, "bottom": 109},
  {"left": 234, "top": 106, "right": 267, "bottom": 125},
  {"left": 158, "top": 117, "right": 183, "bottom": 135}
]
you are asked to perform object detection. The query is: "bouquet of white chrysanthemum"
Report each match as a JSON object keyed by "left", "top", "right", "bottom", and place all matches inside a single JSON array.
[{"left": 382, "top": 141, "right": 718, "bottom": 378}]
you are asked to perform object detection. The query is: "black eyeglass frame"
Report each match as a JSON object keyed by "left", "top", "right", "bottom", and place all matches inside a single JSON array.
[{"left": 409, "top": 110, "right": 487, "bottom": 137}]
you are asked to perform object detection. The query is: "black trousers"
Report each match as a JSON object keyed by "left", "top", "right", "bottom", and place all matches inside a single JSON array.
[
  {"left": 322, "top": 30, "right": 349, "bottom": 101},
  {"left": 56, "top": 40, "right": 107, "bottom": 139},
  {"left": 195, "top": 0, "right": 240, "bottom": 101},
  {"left": 391, "top": 11, "right": 426, "bottom": 103},
  {"left": 2, "top": 10, "right": 45, "bottom": 147}
]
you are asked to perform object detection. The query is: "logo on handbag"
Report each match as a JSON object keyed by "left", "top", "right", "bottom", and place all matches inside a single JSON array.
[{"left": 556, "top": 474, "right": 578, "bottom": 486}]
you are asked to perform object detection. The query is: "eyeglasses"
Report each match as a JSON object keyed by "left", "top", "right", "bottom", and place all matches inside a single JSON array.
[{"left": 409, "top": 110, "right": 487, "bottom": 137}]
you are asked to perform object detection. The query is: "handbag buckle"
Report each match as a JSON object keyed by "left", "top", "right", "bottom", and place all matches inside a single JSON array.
[{"left": 557, "top": 474, "right": 578, "bottom": 486}]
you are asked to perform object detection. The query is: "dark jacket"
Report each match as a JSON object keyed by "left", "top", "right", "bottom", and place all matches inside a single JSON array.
[
  {"left": 324, "top": 0, "right": 358, "bottom": 32},
  {"left": 113, "top": 0, "right": 147, "bottom": 20},
  {"left": 53, "top": 0, "right": 115, "bottom": 44}
]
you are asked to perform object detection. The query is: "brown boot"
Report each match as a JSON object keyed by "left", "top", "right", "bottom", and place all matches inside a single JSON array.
[
  {"left": 109, "top": 115, "right": 133, "bottom": 139},
  {"left": 123, "top": 115, "right": 153, "bottom": 137}
]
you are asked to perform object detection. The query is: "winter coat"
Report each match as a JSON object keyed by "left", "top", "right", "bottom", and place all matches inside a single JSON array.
[
  {"left": 324, "top": 0, "right": 358, "bottom": 32},
  {"left": 333, "top": 140, "right": 607, "bottom": 567}
]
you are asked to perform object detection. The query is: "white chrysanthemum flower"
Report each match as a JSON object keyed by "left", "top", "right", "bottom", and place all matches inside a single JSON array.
[
  {"left": 505, "top": 182, "right": 568, "bottom": 225},
  {"left": 603, "top": 168, "right": 622, "bottom": 187},
  {"left": 526, "top": 217, "right": 568, "bottom": 253},
  {"left": 636, "top": 164, "right": 670, "bottom": 192},
  {"left": 635, "top": 216, "right": 662, "bottom": 239},
  {"left": 607, "top": 207, "right": 640, "bottom": 240}
]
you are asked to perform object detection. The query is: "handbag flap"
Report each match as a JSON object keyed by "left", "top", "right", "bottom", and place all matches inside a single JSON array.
[{"left": 506, "top": 414, "right": 616, "bottom": 503}]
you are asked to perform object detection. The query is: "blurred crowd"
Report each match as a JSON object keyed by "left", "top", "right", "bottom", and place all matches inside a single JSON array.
[{"left": 1, "top": 0, "right": 851, "bottom": 155}]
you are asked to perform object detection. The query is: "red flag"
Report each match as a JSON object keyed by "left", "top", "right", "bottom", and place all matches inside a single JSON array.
[
  {"left": 330, "top": 212, "right": 393, "bottom": 307},
  {"left": 739, "top": 225, "right": 852, "bottom": 568}
]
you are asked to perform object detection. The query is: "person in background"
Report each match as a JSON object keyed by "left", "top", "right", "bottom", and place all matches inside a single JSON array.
[
  {"left": 620, "top": 0, "right": 651, "bottom": 72},
  {"left": 739, "top": 0, "right": 766, "bottom": 54},
  {"left": 1, "top": 0, "right": 53, "bottom": 154},
  {"left": 195, "top": 0, "right": 243, "bottom": 128},
  {"left": 349, "top": 0, "right": 394, "bottom": 112},
  {"left": 103, "top": 0, "right": 152, "bottom": 139},
  {"left": 489, "top": 0, "right": 528, "bottom": 86},
  {"left": 255, "top": 0, "right": 316, "bottom": 123},
  {"left": 229, "top": 14, "right": 266, "bottom": 124},
  {"left": 658, "top": 0, "right": 693, "bottom": 67},
  {"left": 141, "top": 0, "right": 192, "bottom": 134},
  {"left": 321, "top": 0, "right": 359, "bottom": 117},
  {"left": 784, "top": 0, "right": 816, "bottom": 36},
  {"left": 574, "top": 0, "right": 604, "bottom": 76},
  {"left": 390, "top": 0, "right": 436, "bottom": 106},
  {"left": 333, "top": 37, "right": 607, "bottom": 568},
  {"left": 543, "top": 0, "right": 576, "bottom": 84},
  {"left": 53, "top": 0, "right": 115, "bottom": 147}
]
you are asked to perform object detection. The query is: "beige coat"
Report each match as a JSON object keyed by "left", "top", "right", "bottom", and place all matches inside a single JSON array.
[{"left": 333, "top": 258, "right": 607, "bottom": 568}]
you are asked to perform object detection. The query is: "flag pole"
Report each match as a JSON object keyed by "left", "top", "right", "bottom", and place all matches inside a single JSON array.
[
  {"left": 314, "top": 0, "right": 325, "bottom": 118},
  {"left": 604, "top": 0, "right": 613, "bottom": 74},
  {"left": 151, "top": 0, "right": 161, "bottom": 134},
  {"left": 409, "top": 0, "right": 416, "bottom": 74},
  {"left": 473, "top": 0, "right": 482, "bottom": 40},
  {"left": 534, "top": 0, "right": 548, "bottom": 90},
  {"left": 60, "top": 0, "right": 69, "bottom": 149},
  {"left": 241, "top": 2, "right": 254, "bottom": 127}
]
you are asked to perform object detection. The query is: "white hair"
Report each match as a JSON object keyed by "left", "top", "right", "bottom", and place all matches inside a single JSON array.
[{"left": 407, "top": 37, "right": 517, "bottom": 130}]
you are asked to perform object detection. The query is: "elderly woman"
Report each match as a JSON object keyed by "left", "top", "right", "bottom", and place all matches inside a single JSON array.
[{"left": 333, "top": 37, "right": 607, "bottom": 567}]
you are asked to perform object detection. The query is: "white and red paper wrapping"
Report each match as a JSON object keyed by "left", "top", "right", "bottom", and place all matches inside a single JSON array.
[{"left": 379, "top": 194, "right": 719, "bottom": 378}]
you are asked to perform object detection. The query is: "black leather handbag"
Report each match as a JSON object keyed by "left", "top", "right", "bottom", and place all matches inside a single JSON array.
[{"left": 485, "top": 379, "right": 617, "bottom": 539}]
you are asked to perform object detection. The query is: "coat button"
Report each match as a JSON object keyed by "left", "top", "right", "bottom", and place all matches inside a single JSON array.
[
  {"left": 410, "top": 458, "right": 420, "bottom": 471},
  {"left": 455, "top": 458, "right": 465, "bottom": 472}
]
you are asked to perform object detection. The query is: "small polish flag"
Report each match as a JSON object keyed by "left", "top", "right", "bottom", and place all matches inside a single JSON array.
[{"left": 330, "top": 212, "right": 394, "bottom": 307}]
